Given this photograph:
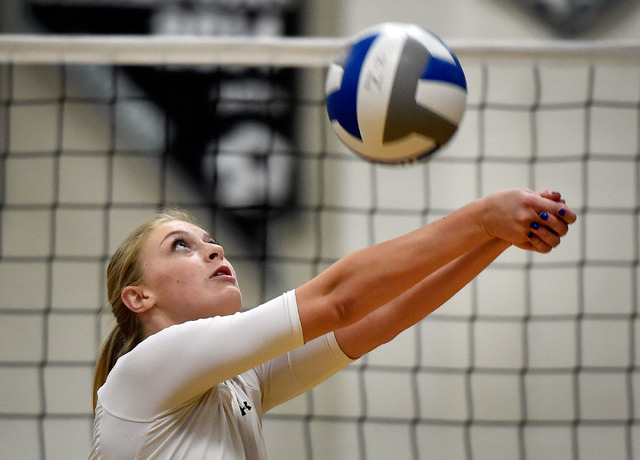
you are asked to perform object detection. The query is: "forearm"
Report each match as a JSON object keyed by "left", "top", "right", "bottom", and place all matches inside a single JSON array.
[
  {"left": 296, "top": 197, "right": 493, "bottom": 342},
  {"left": 334, "top": 238, "right": 510, "bottom": 358}
]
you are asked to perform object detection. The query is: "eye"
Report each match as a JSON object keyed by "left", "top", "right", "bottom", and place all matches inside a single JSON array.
[{"left": 171, "top": 237, "right": 190, "bottom": 252}]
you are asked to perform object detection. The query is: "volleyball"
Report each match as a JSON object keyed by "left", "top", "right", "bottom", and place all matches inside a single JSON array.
[{"left": 325, "top": 23, "right": 467, "bottom": 164}]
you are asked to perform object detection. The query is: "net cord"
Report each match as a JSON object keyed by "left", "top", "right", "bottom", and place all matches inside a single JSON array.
[{"left": 1, "top": 34, "right": 640, "bottom": 66}]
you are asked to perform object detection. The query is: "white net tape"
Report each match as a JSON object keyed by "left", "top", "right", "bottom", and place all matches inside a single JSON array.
[{"left": 1, "top": 34, "right": 640, "bottom": 65}]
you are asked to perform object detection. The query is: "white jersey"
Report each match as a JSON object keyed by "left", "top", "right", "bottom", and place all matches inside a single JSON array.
[{"left": 89, "top": 290, "right": 353, "bottom": 459}]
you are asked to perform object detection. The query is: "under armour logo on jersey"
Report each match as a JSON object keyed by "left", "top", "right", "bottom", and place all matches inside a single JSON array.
[{"left": 239, "top": 401, "right": 252, "bottom": 416}]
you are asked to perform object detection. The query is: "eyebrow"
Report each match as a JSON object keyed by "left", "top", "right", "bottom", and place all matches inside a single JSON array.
[
  {"left": 159, "top": 230, "right": 187, "bottom": 247},
  {"left": 159, "top": 228, "right": 215, "bottom": 247}
]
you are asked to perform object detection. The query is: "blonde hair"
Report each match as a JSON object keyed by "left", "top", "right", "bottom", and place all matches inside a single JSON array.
[{"left": 92, "top": 208, "right": 197, "bottom": 411}]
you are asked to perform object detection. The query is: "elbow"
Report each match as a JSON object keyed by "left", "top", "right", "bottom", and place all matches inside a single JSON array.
[
  {"left": 327, "top": 292, "right": 359, "bottom": 329},
  {"left": 297, "top": 270, "right": 370, "bottom": 341}
]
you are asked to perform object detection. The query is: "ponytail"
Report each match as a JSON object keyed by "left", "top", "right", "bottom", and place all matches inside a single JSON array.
[{"left": 92, "top": 324, "right": 141, "bottom": 411}]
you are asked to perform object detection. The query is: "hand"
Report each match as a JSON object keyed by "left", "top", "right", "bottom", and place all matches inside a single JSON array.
[{"left": 482, "top": 189, "right": 577, "bottom": 253}]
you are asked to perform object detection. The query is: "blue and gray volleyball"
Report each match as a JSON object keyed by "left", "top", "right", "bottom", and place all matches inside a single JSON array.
[{"left": 325, "top": 23, "right": 467, "bottom": 164}]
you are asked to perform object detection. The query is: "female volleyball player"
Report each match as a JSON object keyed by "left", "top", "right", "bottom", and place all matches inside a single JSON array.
[{"left": 90, "top": 188, "right": 576, "bottom": 459}]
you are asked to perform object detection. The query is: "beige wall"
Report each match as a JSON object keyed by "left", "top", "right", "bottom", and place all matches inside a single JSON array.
[{"left": 303, "top": 0, "right": 640, "bottom": 40}]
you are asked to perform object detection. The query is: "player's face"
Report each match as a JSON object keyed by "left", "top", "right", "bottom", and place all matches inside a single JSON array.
[{"left": 139, "top": 220, "right": 242, "bottom": 324}]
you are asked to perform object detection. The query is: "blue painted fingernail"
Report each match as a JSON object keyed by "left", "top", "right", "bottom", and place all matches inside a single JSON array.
[
  {"left": 559, "top": 209, "right": 566, "bottom": 216},
  {"left": 540, "top": 212, "right": 549, "bottom": 221},
  {"left": 530, "top": 222, "right": 540, "bottom": 230},
  {"left": 528, "top": 232, "right": 534, "bottom": 238},
  {"left": 552, "top": 191, "right": 560, "bottom": 195}
]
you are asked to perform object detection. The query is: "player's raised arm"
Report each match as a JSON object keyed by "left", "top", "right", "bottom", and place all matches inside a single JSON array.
[{"left": 295, "top": 189, "right": 576, "bottom": 344}]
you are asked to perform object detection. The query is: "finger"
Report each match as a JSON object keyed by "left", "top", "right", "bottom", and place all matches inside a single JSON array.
[
  {"left": 556, "top": 205, "right": 577, "bottom": 224},
  {"left": 537, "top": 198, "right": 577, "bottom": 225},
  {"left": 531, "top": 223, "right": 561, "bottom": 249},
  {"left": 539, "top": 190, "right": 563, "bottom": 202},
  {"left": 527, "top": 220, "right": 559, "bottom": 249},
  {"left": 514, "top": 229, "right": 553, "bottom": 253},
  {"left": 525, "top": 230, "right": 554, "bottom": 253},
  {"left": 536, "top": 211, "right": 569, "bottom": 237}
]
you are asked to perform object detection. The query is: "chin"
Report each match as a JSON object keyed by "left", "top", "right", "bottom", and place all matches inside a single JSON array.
[{"left": 216, "top": 288, "right": 243, "bottom": 316}]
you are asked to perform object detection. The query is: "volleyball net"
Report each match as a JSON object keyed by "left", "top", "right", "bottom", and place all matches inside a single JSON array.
[{"left": 0, "top": 35, "right": 639, "bottom": 459}]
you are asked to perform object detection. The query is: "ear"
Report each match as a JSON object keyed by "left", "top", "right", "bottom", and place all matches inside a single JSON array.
[{"left": 121, "top": 285, "right": 156, "bottom": 314}]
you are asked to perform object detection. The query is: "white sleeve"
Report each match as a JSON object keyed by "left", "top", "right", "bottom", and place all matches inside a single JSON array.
[
  {"left": 98, "top": 290, "right": 304, "bottom": 421},
  {"left": 258, "top": 332, "right": 355, "bottom": 413}
]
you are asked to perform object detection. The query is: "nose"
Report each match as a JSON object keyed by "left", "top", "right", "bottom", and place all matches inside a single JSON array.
[{"left": 207, "top": 243, "right": 224, "bottom": 261}]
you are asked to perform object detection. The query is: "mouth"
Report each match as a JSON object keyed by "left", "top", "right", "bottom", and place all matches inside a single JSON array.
[{"left": 211, "top": 265, "right": 233, "bottom": 279}]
